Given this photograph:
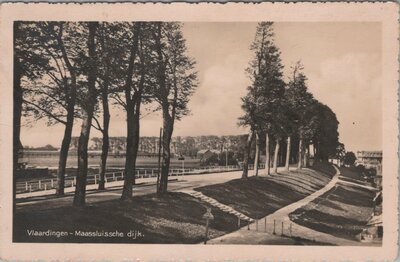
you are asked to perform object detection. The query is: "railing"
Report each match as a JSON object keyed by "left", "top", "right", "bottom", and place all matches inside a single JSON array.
[
  {"left": 16, "top": 170, "right": 128, "bottom": 194},
  {"left": 238, "top": 217, "right": 300, "bottom": 241},
  {"left": 16, "top": 164, "right": 265, "bottom": 194}
]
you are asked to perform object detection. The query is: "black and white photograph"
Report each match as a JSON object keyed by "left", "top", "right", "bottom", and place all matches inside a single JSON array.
[{"left": 0, "top": 2, "right": 398, "bottom": 261}]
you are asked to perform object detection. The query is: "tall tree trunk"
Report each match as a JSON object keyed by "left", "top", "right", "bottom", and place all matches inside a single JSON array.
[
  {"left": 121, "top": 73, "right": 144, "bottom": 200},
  {"left": 98, "top": 89, "right": 110, "bottom": 190},
  {"left": 273, "top": 138, "right": 280, "bottom": 173},
  {"left": 73, "top": 22, "right": 98, "bottom": 207},
  {"left": 298, "top": 138, "right": 303, "bottom": 169},
  {"left": 265, "top": 132, "right": 270, "bottom": 175},
  {"left": 56, "top": 22, "right": 77, "bottom": 196},
  {"left": 13, "top": 24, "right": 22, "bottom": 214},
  {"left": 122, "top": 109, "right": 135, "bottom": 199},
  {"left": 121, "top": 98, "right": 141, "bottom": 200},
  {"left": 56, "top": 112, "right": 73, "bottom": 196},
  {"left": 158, "top": 110, "right": 174, "bottom": 194},
  {"left": 279, "top": 145, "right": 284, "bottom": 166},
  {"left": 303, "top": 144, "right": 309, "bottom": 167},
  {"left": 313, "top": 141, "right": 317, "bottom": 161},
  {"left": 120, "top": 23, "right": 142, "bottom": 201},
  {"left": 73, "top": 109, "right": 94, "bottom": 206},
  {"left": 156, "top": 128, "right": 163, "bottom": 194},
  {"left": 13, "top": 52, "right": 23, "bottom": 171},
  {"left": 241, "top": 131, "right": 254, "bottom": 179},
  {"left": 154, "top": 22, "right": 175, "bottom": 195},
  {"left": 285, "top": 136, "right": 291, "bottom": 171},
  {"left": 312, "top": 142, "right": 316, "bottom": 164},
  {"left": 253, "top": 132, "right": 260, "bottom": 176},
  {"left": 98, "top": 26, "right": 111, "bottom": 191}
]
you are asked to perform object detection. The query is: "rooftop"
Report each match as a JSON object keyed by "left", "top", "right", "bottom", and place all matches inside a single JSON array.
[{"left": 357, "top": 151, "right": 382, "bottom": 158}]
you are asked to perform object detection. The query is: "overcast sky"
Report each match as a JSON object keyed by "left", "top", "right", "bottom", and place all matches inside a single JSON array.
[{"left": 21, "top": 22, "right": 382, "bottom": 152}]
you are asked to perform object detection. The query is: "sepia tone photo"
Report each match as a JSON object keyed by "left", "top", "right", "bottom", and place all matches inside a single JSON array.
[{"left": 0, "top": 2, "right": 398, "bottom": 261}]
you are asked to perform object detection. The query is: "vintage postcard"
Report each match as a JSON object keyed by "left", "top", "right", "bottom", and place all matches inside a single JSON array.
[{"left": 0, "top": 2, "right": 398, "bottom": 261}]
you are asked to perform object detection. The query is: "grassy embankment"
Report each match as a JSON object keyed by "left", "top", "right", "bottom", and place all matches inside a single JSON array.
[
  {"left": 195, "top": 163, "right": 336, "bottom": 219},
  {"left": 14, "top": 192, "right": 238, "bottom": 243},
  {"left": 14, "top": 163, "right": 337, "bottom": 244},
  {"left": 289, "top": 167, "right": 376, "bottom": 241}
]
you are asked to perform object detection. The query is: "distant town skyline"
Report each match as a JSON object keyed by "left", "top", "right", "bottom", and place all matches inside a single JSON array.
[{"left": 21, "top": 22, "right": 382, "bottom": 153}]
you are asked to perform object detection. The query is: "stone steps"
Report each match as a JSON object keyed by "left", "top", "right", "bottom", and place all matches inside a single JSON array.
[{"left": 183, "top": 189, "right": 254, "bottom": 223}]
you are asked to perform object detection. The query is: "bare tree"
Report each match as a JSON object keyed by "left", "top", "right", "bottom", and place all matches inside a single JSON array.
[
  {"left": 73, "top": 22, "right": 99, "bottom": 207},
  {"left": 120, "top": 22, "right": 144, "bottom": 201},
  {"left": 19, "top": 22, "right": 81, "bottom": 196},
  {"left": 90, "top": 23, "right": 122, "bottom": 190},
  {"left": 152, "top": 22, "right": 198, "bottom": 194}
]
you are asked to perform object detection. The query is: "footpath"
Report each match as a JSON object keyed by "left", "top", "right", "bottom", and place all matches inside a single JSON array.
[{"left": 202, "top": 166, "right": 368, "bottom": 246}]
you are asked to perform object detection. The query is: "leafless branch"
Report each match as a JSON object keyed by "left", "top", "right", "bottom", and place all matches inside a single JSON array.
[
  {"left": 92, "top": 116, "right": 103, "bottom": 132},
  {"left": 33, "top": 88, "right": 68, "bottom": 111},
  {"left": 112, "top": 92, "right": 127, "bottom": 108},
  {"left": 23, "top": 99, "right": 67, "bottom": 125}
]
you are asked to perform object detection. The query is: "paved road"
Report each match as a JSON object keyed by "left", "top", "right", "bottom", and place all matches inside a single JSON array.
[{"left": 16, "top": 169, "right": 271, "bottom": 212}]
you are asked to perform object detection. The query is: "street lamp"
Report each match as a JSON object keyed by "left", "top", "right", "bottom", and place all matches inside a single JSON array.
[{"left": 202, "top": 207, "right": 214, "bottom": 244}]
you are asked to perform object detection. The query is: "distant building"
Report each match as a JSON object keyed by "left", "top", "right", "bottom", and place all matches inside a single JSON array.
[
  {"left": 356, "top": 150, "right": 383, "bottom": 190},
  {"left": 329, "top": 158, "right": 343, "bottom": 167},
  {"left": 21, "top": 149, "right": 60, "bottom": 158},
  {"left": 23, "top": 134, "right": 249, "bottom": 163},
  {"left": 197, "top": 149, "right": 219, "bottom": 163},
  {"left": 356, "top": 151, "right": 382, "bottom": 169}
]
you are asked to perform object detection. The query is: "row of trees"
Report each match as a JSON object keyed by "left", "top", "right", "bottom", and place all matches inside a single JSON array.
[
  {"left": 239, "top": 22, "right": 340, "bottom": 177},
  {"left": 14, "top": 22, "right": 197, "bottom": 206}
]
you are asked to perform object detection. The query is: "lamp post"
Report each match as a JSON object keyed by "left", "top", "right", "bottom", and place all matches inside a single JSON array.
[{"left": 202, "top": 207, "right": 214, "bottom": 244}]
